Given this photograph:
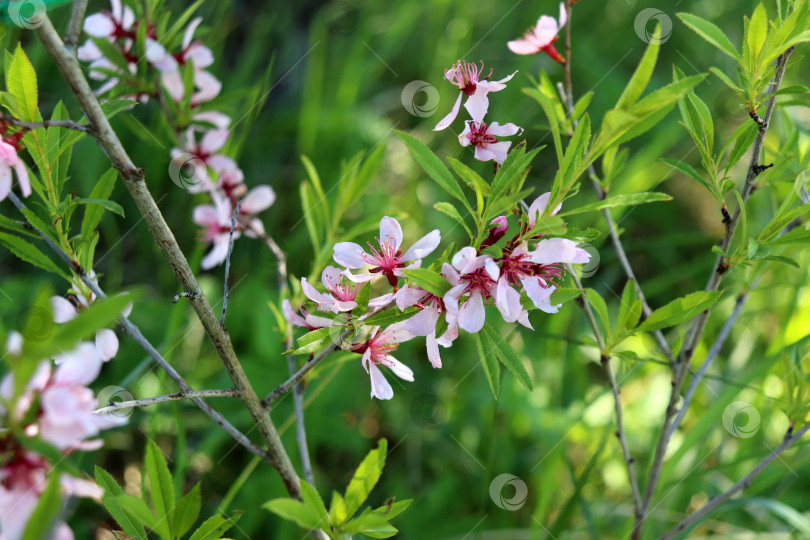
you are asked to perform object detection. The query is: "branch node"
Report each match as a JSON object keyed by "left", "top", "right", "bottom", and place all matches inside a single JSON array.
[
  {"left": 753, "top": 163, "right": 773, "bottom": 175},
  {"left": 172, "top": 290, "right": 200, "bottom": 303}
]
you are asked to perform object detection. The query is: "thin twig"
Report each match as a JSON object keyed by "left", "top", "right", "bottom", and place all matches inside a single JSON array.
[
  {"left": 7, "top": 191, "right": 270, "bottom": 462},
  {"left": 64, "top": 0, "right": 89, "bottom": 54},
  {"left": 634, "top": 47, "right": 794, "bottom": 540},
  {"left": 658, "top": 422, "right": 810, "bottom": 540},
  {"left": 34, "top": 16, "right": 301, "bottom": 499},
  {"left": 221, "top": 198, "right": 243, "bottom": 327},
  {"left": 568, "top": 265, "right": 643, "bottom": 519},
  {"left": 94, "top": 388, "right": 238, "bottom": 415},
  {"left": 0, "top": 112, "right": 93, "bottom": 133},
  {"left": 559, "top": 5, "right": 674, "bottom": 364}
]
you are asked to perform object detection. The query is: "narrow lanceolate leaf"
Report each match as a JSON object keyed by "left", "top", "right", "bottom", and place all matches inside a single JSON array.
[
  {"left": 265, "top": 499, "right": 323, "bottom": 530},
  {"left": 341, "top": 512, "right": 398, "bottom": 537},
  {"left": 394, "top": 131, "right": 471, "bottom": 212},
  {"left": 362, "top": 307, "right": 418, "bottom": 327},
  {"left": 344, "top": 438, "right": 388, "bottom": 517},
  {"left": 557, "top": 192, "right": 672, "bottom": 216},
  {"left": 434, "top": 202, "right": 473, "bottom": 239},
  {"left": 110, "top": 494, "right": 169, "bottom": 539},
  {"left": 677, "top": 13, "right": 742, "bottom": 62},
  {"left": 95, "top": 467, "right": 148, "bottom": 538},
  {"left": 401, "top": 268, "right": 452, "bottom": 298},
  {"left": 171, "top": 483, "right": 202, "bottom": 539},
  {"left": 145, "top": 441, "right": 176, "bottom": 536},
  {"left": 77, "top": 198, "right": 125, "bottom": 217},
  {"left": 615, "top": 24, "right": 661, "bottom": 111},
  {"left": 483, "top": 323, "right": 532, "bottom": 390},
  {"left": 661, "top": 158, "right": 712, "bottom": 192},
  {"left": 7, "top": 44, "right": 38, "bottom": 121},
  {"left": 637, "top": 290, "right": 723, "bottom": 332},
  {"left": 81, "top": 168, "right": 118, "bottom": 237},
  {"left": 474, "top": 330, "right": 500, "bottom": 398},
  {"left": 0, "top": 231, "right": 70, "bottom": 280},
  {"left": 549, "top": 287, "right": 584, "bottom": 305},
  {"left": 188, "top": 511, "right": 242, "bottom": 540},
  {"left": 300, "top": 480, "right": 329, "bottom": 529}
]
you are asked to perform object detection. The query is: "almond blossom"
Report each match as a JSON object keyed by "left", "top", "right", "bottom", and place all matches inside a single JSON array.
[
  {"left": 0, "top": 136, "right": 31, "bottom": 203},
  {"left": 396, "top": 267, "right": 458, "bottom": 368},
  {"left": 282, "top": 299, "right": 334, "bottom": 330},
  {"left": 172, "top": 127, "right": 234, "bottom": 193},
  {"left": 351, "top": 322, "right": 415, "bottom": 400},
  {"left": 333, "top": 216, "right": 441, "bottom": 287},
  {"left": 193, "top": 196, "right": 240, "bottom": 270},
  {"left": 434, "top": 61, "right": 516, "bottom": 131},
  {"left": 302, "top": 266, "right": 396, "bottom": 313},
  {"left": 507, "top": 2, "right": 568, "bottom": 63},
  {"left": 443, "top": 247, "right": 500, "bottom": 333},
  {"left": 459, "top": 120, "right": 523, "bottom": 165}
]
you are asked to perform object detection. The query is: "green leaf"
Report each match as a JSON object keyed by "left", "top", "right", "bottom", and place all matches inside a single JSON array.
[
  {"left": 21, "top": 474, "right": 62, "bottom": 540},
  {"left": 345, "top": 438, "right": 388, "bottom": 517},
  {"left": 110, "top": 494, "right": 169, "bottom": 539},
  {"left": 300, "top": 181, "right": 323, "bottom": 255},
  {"left": 765, "top": 225, "right": 810, "bottom": 247},
  {"left": 661, "top": 158, "right": 712, "bottom": 192},
  {"left": 145, "top": 440, "right": 175, "bottom": 536},
  {"left": 433, "top": 202, "right": 473, "bottom": 239},
  {"left": 523, "top": 87, "right": 564, "bottom": 167},
  {"left": 0, "top": 231, "right": 70, "bottom": 281},
  {"left": 300, "top": 480, "right": 329, "bottom": 529},
  {"left": 77, "top": 198, "right": 125, "bottom": 218},
  {"left": 6, "top": 44, "right": 38, "bottom": 121},
  {"left": 617, "top": 280, "right": 642, "bottom": 331},
  {"left": 483, "top": 323, "right": 532, "bottom": 390},
  {"left": 709, "top": 67, "right": 743, "bottom": 93},
  {"left": 401, "top": 268, "right": 452, "bottom": 298},
  {"left": 447, "top": 156, "right": 490, "bottom": 196},
  {"left": 172, "top": 483, "right": 202, "bottom": 538},
  {"left": 292, "top": 327, "right": 333, "bottom": 355},
  {"left": 677, "top": 13, "right": 742, "bottom": 62},
  {"left": 330, "top": 491, "right": 350, "bottom": 527},
  {"left": 95, "top": 467, "right": 148, "bottom": 539},
  {"left": 370, "top": 499, "right": 412, "bottom": 520},
  {"left": 637, "top": 291, "right": 723, "bottom": 332},
  {"left": 81, "top": 168, "right": 119, "bottom": 238},
  {"left": 726, "top": 121, "right": 759, "bottom": 170},
  {"left": 549, "top": 287, "right": 584, "bottom": 305},
  {"left": 395, "top": 130, "right": 471, "bottom": 213},
  {"left": 362, "top": 307, "right": 418, "bottom": 327},
  {"left": 585, "top": 289, "right": 611, "bottom": 342},
  {"left": 557, "top": 192, "right": 672, "bottom": 216},
  {"left": 341, "top": 512, "right": 398, "bottom": 536},
  {"left": 100, "top": 98, "right": 138, "bottom": 119},
  {"left": 615, "top": 26, "right": 661, "bottom": 111},
  {"left": 474, "top": 330, "right": 500, "bottom": 399},
  {"left": 572, "top": 91, "right": 594, "bottom": 120},
  {"left": 188, "top": 511, "right": 243, "bottom": 540},
  {"left": 263, "top": 498, "right": 326, "bottom": 530},
  {"left": 747, "top": 3, "right": 768, "bottom": 68}
]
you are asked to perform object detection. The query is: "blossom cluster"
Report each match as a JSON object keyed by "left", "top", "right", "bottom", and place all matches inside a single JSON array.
[
  {"left": 77, "top": 0, "right": 275, "bottom": 270},
  {"left": 285, "top": 192, "right": 590, "bottom": 400},
  {"left": 0, "top": 330, "right": 125, "bottom": 539}
]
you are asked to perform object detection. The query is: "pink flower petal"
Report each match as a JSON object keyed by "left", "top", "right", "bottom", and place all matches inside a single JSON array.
[
  {"left": 426, "top": 332, "right": 442, "bottom": 368},
  {"left": 379, "top": 216, "right": 403, "bottom": 251},
  {"left": 333, "top": 242, "right": 368, "bottom": 269},
  {"left": 95, "top": 329, "right": 119, "bottom": 361},
  {"left": 458, "top": 290, "right": 485, "bottom": 333},
  {"left": 241, "top": 185, "right": 276, "bottom": 214},
  {"left": 405, "top": 305, "right": 439, "bottom": 336},
  {"left": 367, "top": 362, "right": 393, "bottom": 400},
  {"left": 83, "top": 13, "right": 114, "bottom": 37},
  {"left": 508, "top": 38, "right": 541, "bottom": 55},
  {"left": 384, "top": 355, "right": 414, "bottom": 381},
  {"left": 401, "top": 229, "right": 441, "bottom": 262},
  {"left": 51, "top": 296, "right": 78, "bottom": 323},
  {"left": 434, "top": 92, "right": 463, "bottom": 131}
]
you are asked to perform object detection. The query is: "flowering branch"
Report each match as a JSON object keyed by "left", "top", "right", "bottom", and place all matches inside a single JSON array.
[
  {"left": 658, "top": 421, "right": 810, "bottom": 540},
  {"left": 6, "top": 190, "right": 271, "bottom": 463},
  {"left": 94, "top": 389, "right": 239, "bottom": 415},
  {"left": 635, "top": 46, "right": 795, "bottom": 540},
  {"left": 34, "top": 15, "right": 302, "bottom": 499}
]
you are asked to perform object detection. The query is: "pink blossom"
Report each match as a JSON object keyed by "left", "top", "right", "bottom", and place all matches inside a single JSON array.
[
  {"left": 526, "top": 192, "right": 563, "bottom": 228},
  {"left": 0, "top": 138, "right": 31, "bottom": 202},
  {"left": 396, "top": 268, "right": 458, "bottom": 368},
  {"left": 172, "top": 127, "right": 235, "bottom": 192},
  {"left": 458, "top": 120, "right": 523, "bottom": 165},
  {"left": 282, "top": 299, "right": 334, "bottom": 330},
  {"left": 507, "top": 2, "right": 568, "bottom": 63},
  {"left": 352, "top": 322, "right": 414, "bottom": 400},
  {"left": 443, "top": 247, "right": 500, "bottom": 333},
  {"left": 82, "top": 0, "right": 134, "bottom": 40},
  {"left": 193, "top": 196, "right": 239, "bottom": 270},
  {"left": 434, "top": 61, "right": 516, "bottom": 131},
  {"left": 0, "top": 450, "right": 102, "bottom": 540},
  {"left": 333, "top": 217, "right": 441, "bottom": 287}
]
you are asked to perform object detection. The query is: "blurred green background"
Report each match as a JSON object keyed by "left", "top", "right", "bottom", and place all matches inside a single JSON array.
[{"left": 2, "top": 0, "right": 810, "bottom": 538}]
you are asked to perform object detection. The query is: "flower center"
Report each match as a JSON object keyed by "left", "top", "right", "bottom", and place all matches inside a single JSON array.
[
  {"left": 466, "top": 122, "right": 498, "bottom": 148},
  {"left": 460, "top": 268, "right": 495, "bottom": 300}
]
